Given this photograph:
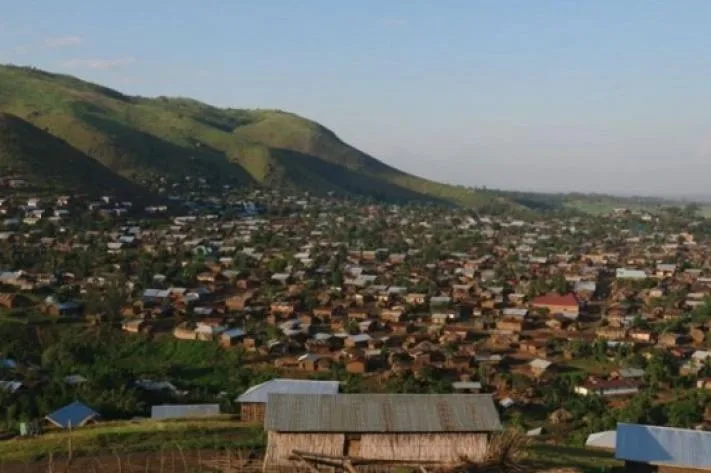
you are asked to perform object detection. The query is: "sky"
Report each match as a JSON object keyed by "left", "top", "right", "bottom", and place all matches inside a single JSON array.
[{"left": 2, "top": 0, "right": 711, "bottom": 196}]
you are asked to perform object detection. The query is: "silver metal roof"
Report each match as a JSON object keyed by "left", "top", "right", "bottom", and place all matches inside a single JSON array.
[
  {"left": 236, "top": 378, "right": 340, "bottom": 403},
  {"left": 585, "top": 430, "right": 616, "bottom": 450},
  {"left": 616, "top": 423, "right": 711, "bottom": 468},
  {"left": 265, "top": 394, "right": 502, "bottom": 433},
  {"left": 151, "top": 404, "right": 220, "bottom": 420}
]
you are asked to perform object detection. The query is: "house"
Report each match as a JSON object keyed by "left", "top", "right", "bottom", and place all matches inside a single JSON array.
[
  {"left": 150, "top": 404, "right": 221, "bottom": 420},
  {"left": 44, "top": 300, "right": 84, "bottom": 318},
  {"left": 0, "top": 380, "right": 23, "bottom": 394},
  {"left": 531, "top": 293, "right": 580, "bottom": 319},
  {"left": 45, "top": 401, "right": 100, "bottom": 429},
  {"left": 597, "top": 326, "right": 627, "bottom": 340},
  {"left": 585, "top": 430, "right": 616, "bottom": 450},
  {"left": 122, "top": 319, "right": 149, "bottom": 334},
  {"left": 658, "top": 333, "right": 685, "bottom": 348},
  {"left": 452, "top": 381, "right": 482, "bottom": 393},
  {"left": 616, "top": 269, "right": 648, "bottom": 280},
  {"left": 529, "top": 358, "right": 553, "bottom": 377},
  {"left": 263, "top": 394, "right": 502, "bottom": 470},
  {"left": 616, "top": 423, "right": 711, "bottom": 473},
  {"left": 497, "top": 317, "right": 529, "bottom": 333},
  {"left": 696, "top": 378, "right": 711, "bottom": 391},
  {"left": 613, "top": 368, "right": 646, "bottom": 380},
  {"left": 64, "top": 374, "right": 88, "bottom": 386},
  {"left": 345, "top": 333, "right": 371, "bottom": 348},
  {"left": 236, "top": 378, "right": 340, "bottom": 423},
  {"left": 346, "top": 357, "right": 368, "bottom": 374},
  {"left": 297, "top": 353, "right": 332, "bottom": 372},
  {"left": 220, "top": 328, "right": 247, "bottom": 347},
  {"left": 574, "top": 379, "right": 640, "bottom": 397}
]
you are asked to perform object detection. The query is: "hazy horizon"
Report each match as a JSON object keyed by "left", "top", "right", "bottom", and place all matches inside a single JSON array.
[{"left": 2, "top": 1, "right": 710, "bottom": 197}]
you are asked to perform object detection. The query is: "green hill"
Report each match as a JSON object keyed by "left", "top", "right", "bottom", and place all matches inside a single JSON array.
[
  {"left": 0, "top": 65, "right": 510, "bottom": 208},
  {"left": 0, "top": 112, "right": 149, "bottom": 197}
]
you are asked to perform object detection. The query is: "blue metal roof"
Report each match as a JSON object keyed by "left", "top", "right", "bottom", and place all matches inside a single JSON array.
[
  {"left": 616, "top": 423, "right": 711, "bottom": 468},
  {"left": 46, "top": 401, "right": 99, "bottom": 429},
  {"left": 236, "top": 378, "right": 339, "bottom": 403},
  {"left": 151, "top": 404, "right": 220, "bottom": 420},
  {"left": 222, "top": 328, "right": 246, "bottom": 338}
]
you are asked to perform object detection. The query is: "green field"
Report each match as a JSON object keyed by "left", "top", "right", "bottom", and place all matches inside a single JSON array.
[
  {"left": 527, "top": 444, "right": 622, "bottom": 473},
  {"left": 0, "top": 417, "right": 263, "bottom": 463},
  {"left": 0, "top": 415, "right": 621, "bottom": 472}
]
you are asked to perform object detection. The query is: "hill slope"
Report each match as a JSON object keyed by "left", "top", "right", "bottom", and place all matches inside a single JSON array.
[
  {"left": 0, "top": 65, "right": 509, "bottom": 208},
  {"left": 0, "top": 112, "right": 150, "bottom": 197}
]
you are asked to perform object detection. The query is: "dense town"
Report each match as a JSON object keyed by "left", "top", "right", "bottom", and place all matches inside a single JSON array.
[{"left": 1, "top": 182, "right": 711, "bottom": 468}]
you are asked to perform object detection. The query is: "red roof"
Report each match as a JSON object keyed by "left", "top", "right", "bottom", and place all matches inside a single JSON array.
[{"left": 531, "top": 292, "right": 579, "bottom": 308}]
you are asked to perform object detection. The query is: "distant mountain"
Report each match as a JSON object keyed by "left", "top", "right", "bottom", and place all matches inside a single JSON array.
[
  {"left": 0, "top": 65, "right": 513, "bottom": 209},
  {"left": 0, "top": 112, "right": 148, "bottom": 197}
]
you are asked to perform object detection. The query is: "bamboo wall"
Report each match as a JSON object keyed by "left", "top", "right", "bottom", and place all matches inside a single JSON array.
[
  {"left": 263, "top": 432, "right": 488, "bottom": 470},
  {"left": 264, "top": 431, "right": 345, "bottom": 469},
  {"left": 360, "top": 433, "right": 488, "bottom": 463},
  {"left": 241, "top": 403, "right": 265, "bottom": 423}
]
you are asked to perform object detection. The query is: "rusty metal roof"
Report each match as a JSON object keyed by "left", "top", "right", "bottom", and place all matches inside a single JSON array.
[{"left": 265, "top": 394, "right": 502, "bottom": 433}]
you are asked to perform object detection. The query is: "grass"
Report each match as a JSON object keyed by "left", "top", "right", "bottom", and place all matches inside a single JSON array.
[
  {"left": 0, "top": 64, "right": 507, "bottom": 208},
  {"left": 527, "top": 443, "right": 622, "bottom": 473},
  {"left": 0, "top": 416, "right": 623, "bottom": 472},
  {"left": 565, "top": 358, "right": 619, "bottom": 376},
  {"left": 0, "top": 417, "right": 264, "bottom": 463},
  {"left": 0, "top": 113, "right": 147, "bottom": 197}
]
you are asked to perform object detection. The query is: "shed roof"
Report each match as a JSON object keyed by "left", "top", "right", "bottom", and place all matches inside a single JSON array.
[
  {"left": 151, "top": 404, "right": 220, "bottom": 420},
  {"left": 265, "top": 394, "right": 501, "bottom": 433},
  {"left": 586, "top": 430, "right": 616, "bottom": 450},
  {"left": 531, "top": 293, "right": 578, "bottom": 308},
  {"left": 46, "top": 401, "right": 99, "bottom": 429},
  {"left": 236, "top": 378, "right": 340, "bottom": 403},
  {"left": 616, "top": 423, "right": 711, "bottom": 469}
]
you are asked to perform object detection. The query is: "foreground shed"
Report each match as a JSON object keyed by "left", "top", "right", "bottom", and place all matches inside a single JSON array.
[{"left": 263, "top": 393, "right": 501, "bottom": 471}]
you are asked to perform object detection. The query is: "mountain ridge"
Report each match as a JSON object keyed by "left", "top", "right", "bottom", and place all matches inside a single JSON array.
[{"left": 0, "top": 64, "right": 511, "bottom": 209}]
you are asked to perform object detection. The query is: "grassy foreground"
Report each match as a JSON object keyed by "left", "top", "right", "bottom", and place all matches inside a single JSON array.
[
  {"left": 0, "top": 417, "right": 264, "bottom": 464},
  {"left": 0, "top": 417, "right": 622, "bottom": 472},
  {"left": 527, "top": 444, "right": 622, "bottom": 473}
]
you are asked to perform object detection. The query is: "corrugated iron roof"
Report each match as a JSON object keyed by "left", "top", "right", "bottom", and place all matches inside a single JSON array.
[
  {"left": 265, "top": 394, "right": 502, "bottom": 433},
  {"left": 586, "top": 430, "right": 616, "bottom": 450},
  {"left": 46, "top": 401, "right": 99, "bottom": 429},
  {"left": 616, "top": 423, "right": 711, "bottom": 468},
  {"left": 236, "top": 378, "right": 340, "bottom": 403},
  {"left": 151, "top": 404, "right": 220, "bottom": 420}
]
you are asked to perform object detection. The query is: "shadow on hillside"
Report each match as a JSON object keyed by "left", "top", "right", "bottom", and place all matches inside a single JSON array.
[
  {"left": 270, "top": 148, "right": 452, "bottom": 206},
  {"left": 70, "top": 102, "right": 255, "bottom": 186}
]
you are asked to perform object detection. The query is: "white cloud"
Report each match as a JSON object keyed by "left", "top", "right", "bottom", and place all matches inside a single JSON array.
[
  {"left": 61, "top": 57, "right": 136, "bottom": 70},
  {"left": 44, "top": 35, "right": 82, "bottom": 48}
]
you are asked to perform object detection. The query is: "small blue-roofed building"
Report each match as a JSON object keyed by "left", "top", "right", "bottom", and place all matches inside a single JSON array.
[
  {"left": 616, "top": 423, "right": 711, "bottom": 472},
  {"left": 236, "top": 378, "right": 339, "bottom": 423},
  {"left": 220, "top": 328, "right": 247, "bottom": 347},
  {"left": 46, "top": 401, "right": 99, "bottom": 429},
  {"left": 151, "top": 404, "right": 220, "bottom": 420}
]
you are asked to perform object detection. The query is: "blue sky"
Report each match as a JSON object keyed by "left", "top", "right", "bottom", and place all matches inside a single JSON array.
[{"left": 2, "top": 1, "right": 711, "bottom": 195}]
